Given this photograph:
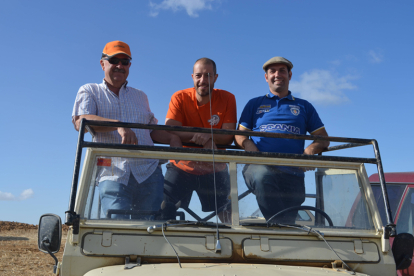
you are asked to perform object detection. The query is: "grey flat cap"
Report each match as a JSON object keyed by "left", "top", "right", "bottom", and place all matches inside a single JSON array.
[{"left": 263, "top": 57, "right": 293, "bottom": 71}]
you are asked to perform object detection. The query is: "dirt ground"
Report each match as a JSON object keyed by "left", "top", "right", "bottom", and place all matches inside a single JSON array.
[{"left": 0, "top": 221, "right": 68, "bottom": 276}]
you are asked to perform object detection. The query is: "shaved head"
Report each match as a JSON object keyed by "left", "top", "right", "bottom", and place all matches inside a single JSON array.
[{"left": 194, "top": 57, "right": 217, "bottom": 75}]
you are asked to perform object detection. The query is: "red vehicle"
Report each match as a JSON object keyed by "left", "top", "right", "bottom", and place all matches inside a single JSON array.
[{"left": 369, "top": 172, "right": 414, "bottom": 276}]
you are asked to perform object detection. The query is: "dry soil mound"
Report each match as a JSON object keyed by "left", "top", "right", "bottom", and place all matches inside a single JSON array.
[
  {"left": 0, "top": 221, "right": 38, "bottom": 231},
  {"left": 0, "top": 221, "right": 69, "bottom": 232},
  {"left": 0, "top": 221, "right": 68, "bottom": 275}
]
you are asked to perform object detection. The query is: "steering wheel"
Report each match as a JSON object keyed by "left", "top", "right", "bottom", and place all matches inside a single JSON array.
[{"left": 266, "top": 205, "right": 334, "bottom": 227}]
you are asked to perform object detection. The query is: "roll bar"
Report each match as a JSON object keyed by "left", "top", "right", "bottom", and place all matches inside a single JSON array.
[{"left": 65, "top": 119, "right": 395, "bottom": 237}]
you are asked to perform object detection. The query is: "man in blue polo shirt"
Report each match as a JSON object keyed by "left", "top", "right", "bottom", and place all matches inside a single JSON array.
[{"left": 235, "top": 57, "right": 329, "bottom": 224}]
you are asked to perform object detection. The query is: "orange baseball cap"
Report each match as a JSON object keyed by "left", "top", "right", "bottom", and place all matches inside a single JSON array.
[{"left": 102, "top": 41, "right": 132, "bottom": 59}]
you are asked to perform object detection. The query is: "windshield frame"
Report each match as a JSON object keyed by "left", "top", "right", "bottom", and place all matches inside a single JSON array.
[
  {"left": 65, "top": 118, "right": 394, "bottom": 237},
  {"left": 74, "top": 147, "right": 382, "bottom": 234}
]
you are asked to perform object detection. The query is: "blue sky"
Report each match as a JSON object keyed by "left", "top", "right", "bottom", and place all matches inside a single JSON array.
[{"left": 1, "top": 0, "right": 413, "bottom": 224}]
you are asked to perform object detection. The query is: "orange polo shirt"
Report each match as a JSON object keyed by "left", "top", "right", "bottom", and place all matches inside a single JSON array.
[{"left": 166, "top": 87, "right": 237, "bottom": 175}]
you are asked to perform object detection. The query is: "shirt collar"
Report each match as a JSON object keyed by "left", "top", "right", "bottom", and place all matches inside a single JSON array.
[
  {"left": 266, "top": 91, "right": 295, "bottom": 101},
  {"left": 102, "top": 79, "right": 128, "bottom": 93}
]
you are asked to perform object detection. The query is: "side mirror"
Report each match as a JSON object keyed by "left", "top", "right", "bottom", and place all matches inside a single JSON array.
[
  {"left": 38, "top": 214, "right": 62, "bottom": 254},
  {"left": 392, "top": 233, "right": 414, "bottom": 270}
]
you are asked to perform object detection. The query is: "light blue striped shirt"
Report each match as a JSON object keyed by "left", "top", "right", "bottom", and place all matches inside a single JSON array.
[{"left": 72, "top": 80, "right": 159, "bottom": 185}]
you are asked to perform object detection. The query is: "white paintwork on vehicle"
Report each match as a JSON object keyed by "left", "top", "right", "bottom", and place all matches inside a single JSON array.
[
  {"left": 243, "top": 238, "right": 380, "bottom": 262},
  {"left": 82, "top": 233, "right": 232, "bottom": 258},
  {"left": 54, "top": 147, "right": 398, "bottom": 276},
  {"left": 83, "top": 263, "right": 371, "bottom": 276}
]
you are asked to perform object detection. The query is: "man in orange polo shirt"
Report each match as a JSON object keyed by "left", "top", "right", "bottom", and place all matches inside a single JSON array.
[{"left": 164, "top": 58, "right": 237, "bottom": 222}]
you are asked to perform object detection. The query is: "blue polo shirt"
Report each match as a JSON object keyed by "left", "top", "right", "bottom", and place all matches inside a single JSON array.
[{"left": 239, "top": 92, "right": 324, "bottom": 154}]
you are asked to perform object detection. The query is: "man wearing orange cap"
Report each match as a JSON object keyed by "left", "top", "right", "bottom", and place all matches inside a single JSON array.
[{"left": 72, "top": 41, "right": 182, "bottom": 220}]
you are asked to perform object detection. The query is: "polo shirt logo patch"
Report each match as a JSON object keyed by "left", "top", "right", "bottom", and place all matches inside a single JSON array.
[
  {"left": 259, "top": 124, "right": 300, "bottom": 134},
  {"left": 208, "top": 115, "right": 220, "bottom": 126},
  {"left": 290, "top": 105, "right": 300, "bottom": 116},
  {"left": 256, "top": 105, "right": 271, "bottom": 114}
]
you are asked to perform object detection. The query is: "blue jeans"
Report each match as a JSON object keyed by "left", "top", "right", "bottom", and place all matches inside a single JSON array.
[
  {"left": 98, "top": 166, "right": 164, "bottom": 220},
  {"left": 242, "top": 164, "right": 305, "bottom": 224},
  {"left": 164, "top": 163, "right": 230, "bottom": 212}
]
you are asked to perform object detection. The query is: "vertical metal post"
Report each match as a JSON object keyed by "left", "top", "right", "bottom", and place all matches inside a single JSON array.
[
  {"left": 229, "top": 162, "right": 240, "bottom": 226},
  {"left": 65, "top": 118, "right": 87, "bottom": 225},
  {"left": 372, "top": 140, "right": 396, "bottom": 235},
  {"left": 315, "top": 171, "right": 325, "bottom": 226}
]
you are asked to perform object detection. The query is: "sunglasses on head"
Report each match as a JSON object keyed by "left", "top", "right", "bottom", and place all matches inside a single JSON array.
[{"left": 103, "top": 57, "right": 131, "bottom": 66}]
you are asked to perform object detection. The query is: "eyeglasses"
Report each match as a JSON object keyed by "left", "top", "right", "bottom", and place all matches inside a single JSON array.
[{"left": 103, "top": 57, "right": 131, "bottom": 66}]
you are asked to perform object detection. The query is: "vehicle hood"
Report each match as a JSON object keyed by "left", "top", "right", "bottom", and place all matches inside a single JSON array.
[{"left": 84, "top": 263, "right": 367, "bottom": 276}]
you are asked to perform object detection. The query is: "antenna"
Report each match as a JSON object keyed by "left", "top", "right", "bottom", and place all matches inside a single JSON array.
[{"left": 208, "top": 73, "right": 221, "bottom": 253}]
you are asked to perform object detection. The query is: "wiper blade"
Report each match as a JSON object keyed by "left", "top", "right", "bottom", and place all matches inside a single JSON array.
[
  {"left": 147, "top": 221, "right": 196, "bottom": 233},
  {"left": 193, "top": 221, "right": 231, "bottom": 228},
  {"left": 240, "top": 222, "right": 267, "bottom": 227},
  {"left": 240, "top": 222, "right": 300, "bottom": 228},
  {"left": 268, "top": 222, "right": 301, "bottom": 228},
  {"left": 147, "top": 220, "right": 230, "bottom": 233},
  {"left": 166, "top": 220, "right": 230, "bottom": 228}
]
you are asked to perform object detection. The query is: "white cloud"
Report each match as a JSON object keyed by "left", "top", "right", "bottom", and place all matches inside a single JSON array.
[
  {"left": 19, "top": 189, "right": 34, "bottom": 200},
  {"left": 0, "top": 189, "right": 34, "bottom": 201},
  {"left": 329, "top": 59, "right": 341, "bottom": 66},
  {"left": 0, "top": 191, "right": 16, "bottom": 201},
  {"left": 290, "top": 69, "right": 357, "bottom": 105},
  {"left": 368, "top": 50, "right": 383, "bottom": 64},
  {"left": 149, "top": 0, "right": 215, "bottom": 17},
  {"left": 345, "top": 54, "right": 359, "bottom": 62}
]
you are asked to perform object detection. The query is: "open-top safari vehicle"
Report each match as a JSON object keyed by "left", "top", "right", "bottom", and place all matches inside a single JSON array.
[{"left": 38, "top": 119, "right": 414, "bottom": 275}]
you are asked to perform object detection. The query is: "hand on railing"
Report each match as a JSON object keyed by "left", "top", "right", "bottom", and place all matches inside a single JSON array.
[{"left": 118, "top": 127, "right": 138, "bottom": 144}]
